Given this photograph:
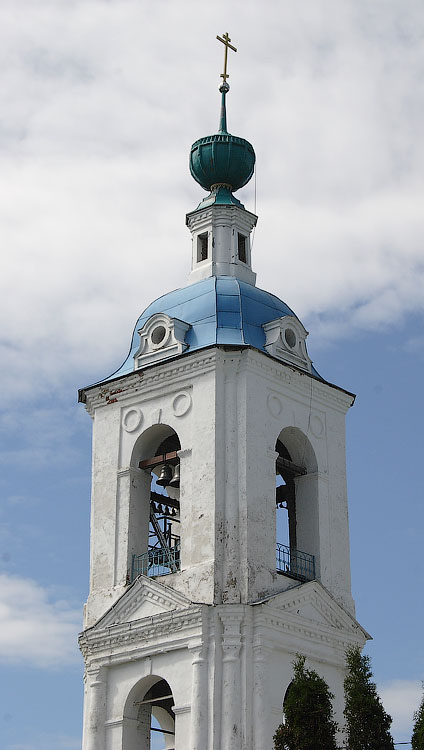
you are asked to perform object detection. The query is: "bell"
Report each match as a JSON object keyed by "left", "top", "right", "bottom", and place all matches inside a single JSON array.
[
  {"left": 169, "top": 463, "right": 180, "bottom": 488},
  {"left": 156, "top": 464, "right": 173, "bottom": 487}
]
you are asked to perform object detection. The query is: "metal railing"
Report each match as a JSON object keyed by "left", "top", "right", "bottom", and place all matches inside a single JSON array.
[
  {"left": 131, "top": 542, "right": 314, "bottom": 583},
  {"left": 276, "top": 543, "right": 315, "bottom": 581},
  {"left": 131, "top": 543, "right": 180, "bottom": 580}
]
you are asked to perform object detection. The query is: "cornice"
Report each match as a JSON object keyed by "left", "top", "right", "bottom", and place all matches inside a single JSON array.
[
  {"left": 79, "top": 605, "right": 204, "bottom": 660},
  {"left": 274, "top": 589, "right": 346, "bottom": 630},
  {"left": 80, "top": 344, "right": 353, "bottom": 416},
  {"left": 97, "top": 577, "right": 193, "bottom": 629},
  {"left": 256, "top": 608, "right": 365, "bottom": 653},
  {"left": 82, "top": 351, "right": 218, "bottom": 415},
  {"left": 243, "top": 350, "right": 354, "bottom": 413},
  {"left": 186, "top": 202, "right": 257, "bottom": 228},
  {"left": 83, "top": 635, "right": 198, "bottom": 670},
  {"left": 79, "top": 593, "right": 367, "bottom": 667},
  {"left": 217, "top": 605, "right": 246, "bottom": 624},
  {"left": 252, "top": 583, "right": 367, "bottom": 653},
  {"left": 173, "top": 704, "right": 191, "bottom": 716}
]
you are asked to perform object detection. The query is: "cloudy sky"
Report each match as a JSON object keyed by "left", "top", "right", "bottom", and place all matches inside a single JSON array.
[{"left": 1, "top": 1, "right": 423, "bottom": 748}]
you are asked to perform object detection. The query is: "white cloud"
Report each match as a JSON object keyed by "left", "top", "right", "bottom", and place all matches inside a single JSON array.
[
  {"left": 379, "top": 679, "right": 422, "bottom": 743},
  {"left": 0, "top": 574, "right": 81, "bottom": 668},
  {"left": 0, "top": 0, "right": 423, "bottom": 401}
]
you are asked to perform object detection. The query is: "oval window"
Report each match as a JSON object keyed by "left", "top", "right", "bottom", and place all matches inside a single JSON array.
[
  {"left": 284, "top": 328, "right": 296, "bottom": 348},
  {"left": 151, "top": 325, "right": 167, "bottom": 345}
]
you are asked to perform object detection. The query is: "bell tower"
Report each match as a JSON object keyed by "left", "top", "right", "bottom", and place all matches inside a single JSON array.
[{"left": 78, "top": 34, "right": 369, "bottom": 750}]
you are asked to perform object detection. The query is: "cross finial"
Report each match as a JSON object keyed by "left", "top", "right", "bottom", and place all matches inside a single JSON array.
[{"left": 217, "top": 32, "right": 237, "bottom": 84}]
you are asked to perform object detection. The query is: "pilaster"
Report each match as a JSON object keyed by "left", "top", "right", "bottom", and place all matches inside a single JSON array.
[
  {"left": 252, "top": 641, "right": 273, "bottom": 749},
  {"left": 221, "top": 356, "right": 242, "bottom": 603},
  {"left": 219, "top": 607, "right": 244, "bottom": 750},
  {"left": 188, "top": 638, "right": 209, "bottom": 750},
  {"left": 83, "top": 664, "right": 108, "bottom": 750}
]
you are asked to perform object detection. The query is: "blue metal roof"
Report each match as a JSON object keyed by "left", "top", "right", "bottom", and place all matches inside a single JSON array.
[{"left": 105, "top": 277, "right": 312, "bottom": 381}]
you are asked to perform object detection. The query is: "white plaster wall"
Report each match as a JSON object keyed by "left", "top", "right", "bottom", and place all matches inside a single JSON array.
[
  {"left": 265, "top": 643, "right": 349, "bottom": 748},
  {"left": 236, "top": 349, "right": 354, "bottom": 611},
  {"left": 240, "top": 361, "right": 278, "bottom": 601},
  {"left": 325, "top": 405, "right": 355, "bottom": 613},
  {"left": 102, "top": 654, "right": 192, "bottom": 750},
  {"left": 87, "top": 404, "right": 122, "bottom": 625},
  {"left": 84, "top": 344, "right": 354, "bottom": 628},
  {"left": 84, "top": 357, "right": 219, "bottom": 627},
  {"left": 180, "top": 369, "right": 216, "bottom": 600},
  {"left": 81, "top": 592, "right": 366, "bottom": 750}
]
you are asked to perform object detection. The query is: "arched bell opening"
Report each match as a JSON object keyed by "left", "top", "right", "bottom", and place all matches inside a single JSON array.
[
  {"left": 122, "top": 676, "right": 175, "bottom": 750},
  {"left": 129, "top": 425, "right": 182, "bottom": 581},
  {"left": 275, "top": 439, "right": 297, "bottom": 552},
  {"left": 275, "top": 427, "right": 318, "bottom": 582}
]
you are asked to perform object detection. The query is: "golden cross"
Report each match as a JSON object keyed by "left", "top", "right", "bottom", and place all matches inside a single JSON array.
[{"left": 216, "top": 32, "right": 237, "bottom": 83}]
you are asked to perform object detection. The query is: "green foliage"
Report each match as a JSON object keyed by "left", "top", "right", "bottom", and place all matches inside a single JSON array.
[
  {"left": 273, "top": 654, "right": 338, "bottom": 750},
  {"left": 412, "top": 683, "right": 424, "bottom": 750},
  {"left": 343, "top": 646, "right": 394, "bottom": 750}
]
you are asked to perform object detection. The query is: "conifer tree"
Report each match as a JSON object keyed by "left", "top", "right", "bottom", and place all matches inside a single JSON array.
[
  {"left": 412, "top": 683, "right": 424, "bottom": 750},
  {"left": 273, "top": 653, "right": 338, "bottom": 750},
  {"left": 343, "top": 646, "right": 394, "bottom": 750}
]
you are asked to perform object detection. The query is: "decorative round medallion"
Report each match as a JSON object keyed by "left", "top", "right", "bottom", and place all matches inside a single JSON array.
[
  {"left": 267, "top": 393, "right": 283, "bottom": 418},
  {"left": 310, "top": 414, "right": 324, "bottom": 438},
  {"left": 122, "top": 408, "right": 143, "bottom": 433},
  {"left": 172, "top": 392, "right": 192, "bottom": 418}
]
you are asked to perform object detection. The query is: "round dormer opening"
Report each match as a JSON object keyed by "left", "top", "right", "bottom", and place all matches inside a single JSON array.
[
  {"left": 151, "top": 325, "right": 167, "bottom": 346},
  {"left": 285, "top": 328, "right": 297, "bottom": 348}
]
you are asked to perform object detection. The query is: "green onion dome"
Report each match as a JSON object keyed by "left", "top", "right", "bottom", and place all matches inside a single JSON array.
[{"left": 189, "top": 83, "right": 255, "bottom": 193}]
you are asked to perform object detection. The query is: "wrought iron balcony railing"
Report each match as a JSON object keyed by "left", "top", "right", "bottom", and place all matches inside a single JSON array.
[
  {"left": 131, "top": 543, "right": 180, "bottom": 580},
  {"left": 131, "top": 542, "right": 315, "bottom": 583},
  {"left": 276, "top": 543, "right": 315, "bottom": 582}
]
